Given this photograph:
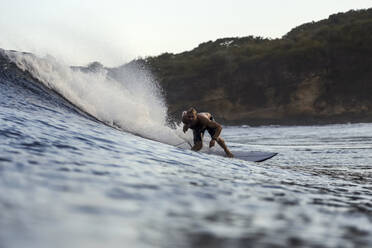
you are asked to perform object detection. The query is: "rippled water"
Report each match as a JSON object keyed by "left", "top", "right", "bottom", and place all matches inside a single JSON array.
[{"left": 1, "top": 51, "right": 372, "bottom": 248}]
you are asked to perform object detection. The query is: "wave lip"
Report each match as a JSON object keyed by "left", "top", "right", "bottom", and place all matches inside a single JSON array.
[{"left": 3, "top": 49, "right": 186, "bottom": 146}]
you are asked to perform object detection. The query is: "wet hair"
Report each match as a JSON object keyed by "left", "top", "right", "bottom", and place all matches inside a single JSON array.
[{"left": 187, "top": 107, "right": 197, "bottom": 114}]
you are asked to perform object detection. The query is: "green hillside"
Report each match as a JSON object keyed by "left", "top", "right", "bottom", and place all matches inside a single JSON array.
[{"left": 132, "top": 8, "right": 372, "bottom": 125}]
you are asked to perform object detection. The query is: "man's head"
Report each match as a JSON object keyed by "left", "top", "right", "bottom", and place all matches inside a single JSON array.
[{"left": 182, "top": 107, "right": 197, "bottom": 124}]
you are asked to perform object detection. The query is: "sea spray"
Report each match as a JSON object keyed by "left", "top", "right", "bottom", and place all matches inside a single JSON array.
[{"left": 5, "top": 50, "right": 189, "bottom": 146}]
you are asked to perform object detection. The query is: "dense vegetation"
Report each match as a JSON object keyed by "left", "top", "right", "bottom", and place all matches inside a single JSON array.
[{"left": 131, "top": 8, "right": 372, "bottom": 125}]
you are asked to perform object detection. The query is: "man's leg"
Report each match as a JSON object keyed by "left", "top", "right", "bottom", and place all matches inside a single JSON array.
[
  {"left": 207, "top": 128, "right": 233, "bottom": 157},
  {"left": 216, "top": 137, "right": 234, "bottom": 157},
  {"left": 192, "top": 130, "right": 203, "bottom": 151}
]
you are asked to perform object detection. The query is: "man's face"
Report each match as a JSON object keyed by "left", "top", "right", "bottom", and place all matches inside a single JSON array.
[{"left": 184, "top": 111, "right": 196, "bottom": 124}]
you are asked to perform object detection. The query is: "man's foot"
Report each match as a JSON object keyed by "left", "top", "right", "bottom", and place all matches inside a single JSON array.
[{"left": 226, "top": 152, "right": 234, "bottom": 158}]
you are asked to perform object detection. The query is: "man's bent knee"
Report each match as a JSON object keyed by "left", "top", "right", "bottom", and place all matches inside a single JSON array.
[{"left": 192, "top": 142, "right": 203, "bottom": 151}]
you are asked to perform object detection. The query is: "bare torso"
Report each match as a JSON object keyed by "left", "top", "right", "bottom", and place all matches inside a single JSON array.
[{"left": 189, "top": 113, "right": 212, "bottom": 130}]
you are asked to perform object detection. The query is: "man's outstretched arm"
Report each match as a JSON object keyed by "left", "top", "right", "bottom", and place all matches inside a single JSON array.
[{"left": 183, "top": 123, "right": 189, "bottom": 133}]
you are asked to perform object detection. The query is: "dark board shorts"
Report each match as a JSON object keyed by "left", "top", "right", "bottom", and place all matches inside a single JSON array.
[{"left": 193, "top": 127, "right": 216, "bottom": 144}]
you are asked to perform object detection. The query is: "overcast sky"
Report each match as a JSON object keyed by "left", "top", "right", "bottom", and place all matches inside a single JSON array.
[{"left": 0, "top": 0, "right": 371, "bottom": 66}]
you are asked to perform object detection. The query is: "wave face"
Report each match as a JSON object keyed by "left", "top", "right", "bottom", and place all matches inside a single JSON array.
[
  {"left": 1, "top": 49, "right": 372, "bottom": 248},
  {"left": 3, "top": 50, "right": 188, "bottom": 146}
]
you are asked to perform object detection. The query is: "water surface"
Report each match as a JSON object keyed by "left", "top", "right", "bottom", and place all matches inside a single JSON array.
[{"left": 1, "top": 50, "right": 372, "bottom": 248}]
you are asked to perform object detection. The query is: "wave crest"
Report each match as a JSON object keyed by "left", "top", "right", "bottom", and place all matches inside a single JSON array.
[{"left": 5, "top": 50, "right": 187, "bottom": 146}]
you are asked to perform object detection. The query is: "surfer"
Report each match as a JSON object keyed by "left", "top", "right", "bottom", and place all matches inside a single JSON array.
[{"left": 182, "top": 107, "right": 234, "bottom": 157}]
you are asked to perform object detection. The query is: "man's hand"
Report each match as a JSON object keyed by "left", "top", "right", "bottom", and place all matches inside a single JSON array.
[
  {"left": 209, "top": 139, "right": 216, "bottom": 148},
  {"left": 183, "top": 125, "right": 189, "bottom": 133}
]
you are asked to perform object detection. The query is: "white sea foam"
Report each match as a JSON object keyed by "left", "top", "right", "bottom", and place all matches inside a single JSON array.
[{"left": 5, "top": 51, "right": 191, "bottom": 147}]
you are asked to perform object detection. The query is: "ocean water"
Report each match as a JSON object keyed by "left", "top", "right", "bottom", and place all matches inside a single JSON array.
[{"left": 1, "top": 50, "right": 372, "bottom": 248}]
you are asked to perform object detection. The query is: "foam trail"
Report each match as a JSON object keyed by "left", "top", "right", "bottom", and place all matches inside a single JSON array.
[{"left": 5, "top": 51, "right": 189, "bottom": 146}]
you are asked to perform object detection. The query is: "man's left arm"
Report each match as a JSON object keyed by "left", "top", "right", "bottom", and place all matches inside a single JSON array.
[
  {"left": 183, "top": 123, "right": 189, "bottom": 133},
  {"left": 206, "top": 120, "right": 222, "bottom": 140}
]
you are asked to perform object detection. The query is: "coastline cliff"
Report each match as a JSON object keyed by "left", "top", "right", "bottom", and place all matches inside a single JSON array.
[{"left": 136, "top": 8, "right": 372, "bottom": 125}]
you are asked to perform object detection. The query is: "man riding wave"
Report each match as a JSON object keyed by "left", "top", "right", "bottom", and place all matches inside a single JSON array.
[{"left": 182, "top": 107, "right": 233, "bottom": 157}]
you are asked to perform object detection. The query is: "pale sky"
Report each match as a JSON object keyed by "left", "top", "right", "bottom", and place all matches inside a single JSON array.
[{"left": 0, "top": 0, "right": 371, "bottom": 66}]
